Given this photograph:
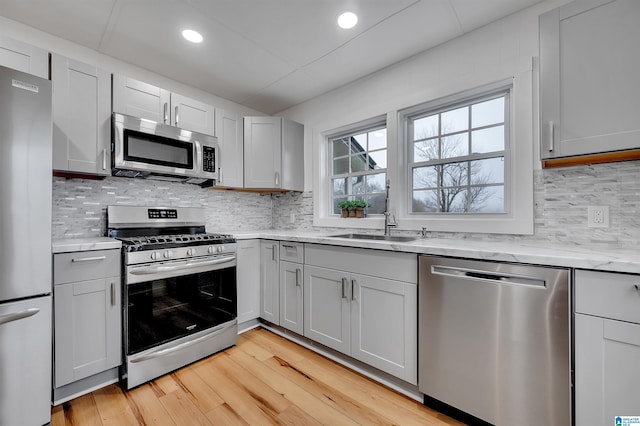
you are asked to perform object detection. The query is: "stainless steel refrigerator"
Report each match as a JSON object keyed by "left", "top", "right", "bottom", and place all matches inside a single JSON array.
[{"left": 0, "top": 65, "right": 52, "bottom": 425}]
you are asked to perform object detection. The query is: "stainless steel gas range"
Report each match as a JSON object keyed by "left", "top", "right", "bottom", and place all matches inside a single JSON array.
[{"left": 107, "top": 205, "right": 237, "bottom": 389}]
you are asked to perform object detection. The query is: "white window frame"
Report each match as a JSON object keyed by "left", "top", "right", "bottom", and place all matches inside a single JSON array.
[
  {"left": 397, "top": 78, "right": 533, "bottom": 234},
  {"left": 328, "top": 122, "right": 388, "bottom": 215},
  {"left": 313, "top": 74, "right": 533, "bottom": 235},
  {"left": 313, "top": 115, "right": 390, "bottom": 230}
]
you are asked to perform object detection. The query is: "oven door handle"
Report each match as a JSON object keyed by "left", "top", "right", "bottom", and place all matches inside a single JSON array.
[
  {"left": 129, "top": 255, "right": 236, "bottom": 276},
  {"left": 130, "top": 319, "right": 237, "bottom": 363}
]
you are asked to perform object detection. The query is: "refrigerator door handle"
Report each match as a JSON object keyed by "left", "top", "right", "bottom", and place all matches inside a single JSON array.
[{"left": 0, "top": 308, "right": 40, "bottom": 326}]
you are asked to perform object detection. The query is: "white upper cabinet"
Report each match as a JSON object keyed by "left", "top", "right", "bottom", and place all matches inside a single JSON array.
[
  {"left": 52, "top": 54, "right": 111, "bottom": 176},
  {"left": 244, "top": 116, "right": 303, "bottom": 191},
  {"left": 0, "top": 35, "right": 48, "bottom": 78},
  {"left": 113, "top": 74, "right": 215, "bottom": 135},
  {"left": 215, "top": 109, "right": 244, "bottom": 188},
  {"left": 540, "top": 0, "right": 640, "bottom": 161}
]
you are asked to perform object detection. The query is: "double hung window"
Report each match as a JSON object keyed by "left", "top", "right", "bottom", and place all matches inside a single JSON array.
[
  {"left": 330, "top": 125, "right": 387, "bottom": 215},
  {"left": 407, "top": 89, "right": 509, "bottom": 214}
]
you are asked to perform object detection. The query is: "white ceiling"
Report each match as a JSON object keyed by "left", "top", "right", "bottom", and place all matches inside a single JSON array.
[{"left": 0, "top": 0, "right": 544, "bottom": 114}]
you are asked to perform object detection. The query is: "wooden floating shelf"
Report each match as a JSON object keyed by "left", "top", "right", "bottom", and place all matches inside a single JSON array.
[{"left": 542, "top": 149, "right": 640, "bottom": 169}]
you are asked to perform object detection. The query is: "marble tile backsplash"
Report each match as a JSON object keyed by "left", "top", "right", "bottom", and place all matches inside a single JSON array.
[
  {"left": 52, "top": 176, "right": 273, "bottom": 239},
  {"left": 54, "top": 161, "right": 640, "bottom": 248}
]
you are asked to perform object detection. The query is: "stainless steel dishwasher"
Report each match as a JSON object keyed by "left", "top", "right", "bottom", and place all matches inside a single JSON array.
[{"left": 418, "top": 255, "right": 571, "bottom": 426}]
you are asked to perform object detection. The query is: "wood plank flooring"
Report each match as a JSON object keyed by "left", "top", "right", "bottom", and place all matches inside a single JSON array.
[{"left": 51, "top": 328, "right": 463, "bottom": 425}]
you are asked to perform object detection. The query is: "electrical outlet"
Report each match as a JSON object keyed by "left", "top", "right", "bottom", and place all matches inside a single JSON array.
[
  {"left": 289, "top": 212, "right": 296, "bottom": 224},
  {"left": 588, "top": 206, "right": 609, "bottom": 228}
]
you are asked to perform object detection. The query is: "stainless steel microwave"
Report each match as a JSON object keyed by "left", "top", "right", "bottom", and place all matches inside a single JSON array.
[{"left": 112, "top": 113, "right": 218, "bottom": 185}]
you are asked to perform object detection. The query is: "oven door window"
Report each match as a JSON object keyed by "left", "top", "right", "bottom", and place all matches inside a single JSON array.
[
  {"left": 126, "top": 267, "right": 236, "bottom": 355},
  {"left": 124, "top": 129, "right": 194, "bottom": 169}
]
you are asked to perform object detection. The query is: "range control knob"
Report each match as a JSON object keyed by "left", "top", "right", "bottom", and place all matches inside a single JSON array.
[
  {"left": 208, "top": 246, "right": 215, "bottom": 254},
  {"left": 186, "top": 248, "right": 196, "bottom": 256},
  {"left": 150, "top": 251, "right": 160, "bottom": 260},
  {"left": 163, "top": 250, "right": 173, "bottom": 258},
  {"left": 217, "top": 245, "right": 225, "bottom": 253}
]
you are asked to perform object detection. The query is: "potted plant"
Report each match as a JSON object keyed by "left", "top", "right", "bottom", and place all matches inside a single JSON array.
[
  {"left": 337, "top": 200, "right": 351, "bottom": 218},
  {"left": 353, "top": 200, "right": 369, "bottom": 218},
  {"left": 337, "top": 200, "right": 369, "bottom": 218}
]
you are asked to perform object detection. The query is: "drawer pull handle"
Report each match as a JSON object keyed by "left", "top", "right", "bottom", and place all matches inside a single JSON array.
[{"left": 71, "top": 256, "right": 106, "bottom": 263}]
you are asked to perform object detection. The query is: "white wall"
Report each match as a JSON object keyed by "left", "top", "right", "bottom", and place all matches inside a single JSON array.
[
  {"left": 0, "top": 15, "right": 264, "bottom": 118},
  {"left": 281, "top": 0, "right": 572, "bottom": 193}
]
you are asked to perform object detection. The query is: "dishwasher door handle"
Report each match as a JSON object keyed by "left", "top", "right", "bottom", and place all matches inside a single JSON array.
[{"left": 431, "top": 265, "right": 547, "bottom": 288}]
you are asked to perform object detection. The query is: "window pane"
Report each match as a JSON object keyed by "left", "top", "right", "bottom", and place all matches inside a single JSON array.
[
  {"left": 351, "top": 176, "right": 365, "bottom": 194},
  {"left": 333, "top": 157, "right": 349, "bottom": 175},
  {"left": 441, "top": 106, "right": 468, "bottom": 134},
  {"left": 412, "top": 190, "right": 437, "bottom": 212},
  {"left": 472, "top": 125, "right": 504, "bottom": 153},
  {"left": 414, "top": 115, "right": 439, "bottom": 140},
  {"left": 365, "top": 173, "right": 386, "bottom": 193},
  {"left": 414, "top": 138, "right": 439, "bottom": 162},
  {"left": 332, "top": 178, "right": 347, "bottom": 196},
  {"left": 442, "top": 188, "right": 467, "bottom": 212},
  {"left": 472, "top": 97, "right": 504, "bottom": 128},
  {"left": 413, "top": 166, "right": 437, "bottom": 189},
  {"left": 441, "top": 133, "right": 468, "bottom": 158},
  {"left": 366, "top": 194, "right": 385, "bottom": 214},
  {"left": 332, "top": 138, "right": 351, "bottom": 158},
  {"left": 442, "top": 161, "right": 468, "bottom": 187},
  {"left": 469, "top": 185, "right": 504, "bottom": 213},
  {"left": 471, "top": 157, "right": 504, "bottom": 185},
  {"left": 369, "top": 149, "right": 387, "bottom": 169},
  {"left": 351, "top": 154, "right": 367, "bottom": 173},
  {"left": 369, "top": 129, "right": 386, "bottom": 150},
  {"left": 353, "top": 133, "right": 367, "bottom": 150}
]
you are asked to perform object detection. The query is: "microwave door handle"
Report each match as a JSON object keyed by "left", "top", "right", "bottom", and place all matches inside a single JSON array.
[{"left": 163, "top": 102, "right": 168, "bottom": 124}]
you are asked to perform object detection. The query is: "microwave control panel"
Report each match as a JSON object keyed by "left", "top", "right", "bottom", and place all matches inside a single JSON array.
[{"left": 202, "top": 146, "right": 216, "bottom": 173}]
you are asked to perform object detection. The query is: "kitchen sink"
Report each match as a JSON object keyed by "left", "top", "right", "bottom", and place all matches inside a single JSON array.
[{"left": 327, "top": 233, "right": 417, "bottom": 242}]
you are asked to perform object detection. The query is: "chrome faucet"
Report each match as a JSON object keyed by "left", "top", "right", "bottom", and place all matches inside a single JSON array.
[{"left": 383, "top": 180, "right": 397, "bottom": 235}]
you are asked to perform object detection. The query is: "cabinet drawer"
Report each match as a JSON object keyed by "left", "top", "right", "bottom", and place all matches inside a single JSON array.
[
  {"left": 280, "top": 242, "right": 304, "bottom": 263},
  {"left": 54, "top": 249, "right": 121, "bottom": 284},
  {"left": 575, "top": 269, "right": 640, "bottom": 324}
]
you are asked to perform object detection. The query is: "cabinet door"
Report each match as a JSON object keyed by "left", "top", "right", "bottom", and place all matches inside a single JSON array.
[
  {"left": 259, "top": 241, "right": 279, "bottom": 324},
  {"left": 279, "top": 260, "right": 303, "bottom": 334},
  {"left": 171, "top": 93, "right": 215, "bottom": 135},
  {"left": 303, "top": 265, "right": 350, "bottom": 353},
  {"left": 350, "top": 274, "right": 417, "bottom": 384},
  {"left": 540, "top": 0, "right": 640, "bottom": 159},
  {"left": 0, "top": 35, "right": 48, "bottom": 78},
  {"left": 52, "top": 54, "right": 111, "bottom": 175},
  {"left": 237, "top": 239, "right": 260, "bottom": 324},
  {"left": 575, "top": 313, "right": 640, "bottom": 426},
  {"left": 244, "top": 116, "right": 282, "bottom": 188},
  {"left": 54, "top": 278, "right": 121, "bottom": 387},
  {"left": 281, "top": 118, "right": 304, "bottom": 191},
  {"left": 216, "top": 109, "right": 244, "bottom": 188},
  {"left": 112, "top": 74, "right": 170, "bottom": 124}
]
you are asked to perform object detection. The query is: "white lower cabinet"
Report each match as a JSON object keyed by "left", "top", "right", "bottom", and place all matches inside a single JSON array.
[
  {"left": 279, "top": 261, "right": 304, "bottom": 334},
  {"left": 259, "top": 241, "right": 280, "bottom": 324},
  {"left": 236, "top": 239, "right": 260, "bottom": 324},
  {"left": 574, "top": 269, "right": 640, "bottom": 425},
  {"left": 303, "top": 244, "right": 417, "bottom": 384},
  {"left": 53, "top": 249, "right": 121, "bottom": 402}
]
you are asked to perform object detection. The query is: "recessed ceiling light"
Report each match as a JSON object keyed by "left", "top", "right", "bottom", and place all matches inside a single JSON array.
[
  {"left": 182, "top": 29, "right": 203, "bottom": 43},
  {"left": 337, "top": 12, "right": 358, "bottom": 29}
]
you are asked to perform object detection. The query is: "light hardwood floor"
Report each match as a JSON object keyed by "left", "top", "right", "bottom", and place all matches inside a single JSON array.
[{"left": 51, "top": 328, "right": 463, "bottom": 425}]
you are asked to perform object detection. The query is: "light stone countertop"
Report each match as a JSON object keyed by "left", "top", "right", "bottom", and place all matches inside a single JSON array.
[
  {"left": 232, "top": 230, "right": 640, "bottom": 274},
  {"left": 52, "top": 237, "right": 122, "bottom": 253}
]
